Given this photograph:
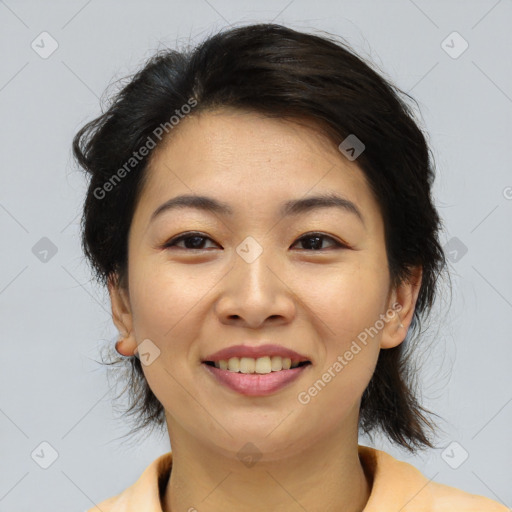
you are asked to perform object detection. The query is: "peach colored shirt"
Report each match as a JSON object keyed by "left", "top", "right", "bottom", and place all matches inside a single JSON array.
[{"left": 87, "top": 445, "right": 508, "bottom": 511}]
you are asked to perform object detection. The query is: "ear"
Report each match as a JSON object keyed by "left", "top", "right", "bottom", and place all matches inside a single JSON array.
[
  {"left": 108, "top": 272, "right": 138, "bottom": 356},
  {"left": 380, "top": 266, "right": 422, "bottom": 350}
]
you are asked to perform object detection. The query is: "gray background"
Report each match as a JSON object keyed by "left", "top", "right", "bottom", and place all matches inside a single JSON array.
[{"left": 1, "top": 0, "right": 511, "bottom": 510}]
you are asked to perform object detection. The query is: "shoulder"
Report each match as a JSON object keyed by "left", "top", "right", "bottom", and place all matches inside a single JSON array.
[
  {"left": 87, "top": 494, "right": 122, "bottom": 511},
  {"left": 87, "top": 451, "right": 173, "bottom": 512},
  {"left": 358, "top": 445, "right": 508, "bottom": 511},
  {"left": 428, "top": 480, "right": 509, "bottom": 511}
]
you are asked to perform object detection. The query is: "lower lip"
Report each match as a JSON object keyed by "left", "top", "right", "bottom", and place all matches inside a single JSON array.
[{"left": 202, "top": 363, "right": 311, "bottom": 396}]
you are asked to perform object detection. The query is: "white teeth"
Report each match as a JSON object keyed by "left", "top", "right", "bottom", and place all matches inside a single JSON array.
[
  {"left": 271, "top": 356, "right": 283, "bottom": 371},
  {"left": 255, "top": 356, "right": 272, "bottom": 374},
  {"left": 212, "top": 356, "right": 301, "bottom": 373},
  {"left": 228, "top": 357, "right": 240, "bottom": 372},
  {"left": 239, "top": 357, "right": 255, "bottom": 374}
]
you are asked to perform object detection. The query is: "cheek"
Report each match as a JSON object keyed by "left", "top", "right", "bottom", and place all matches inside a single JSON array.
[
  {"left": 297, "top": 261, "right": 390, "bottom": 341},
  {"left": 128, "top": 259, "right": 208, "bottom": 339},
  {"left": 293, "top": 262, "right": 388, "bottom": 399}
]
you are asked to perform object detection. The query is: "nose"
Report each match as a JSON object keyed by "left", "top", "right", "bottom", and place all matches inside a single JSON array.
[{"left": 214, "top": 245, "right": 297, "bottom": 329}]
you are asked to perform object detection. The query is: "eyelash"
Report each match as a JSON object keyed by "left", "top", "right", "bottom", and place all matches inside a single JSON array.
[{"left": 162, "top": 231, "right": 348, "bottom": 251}]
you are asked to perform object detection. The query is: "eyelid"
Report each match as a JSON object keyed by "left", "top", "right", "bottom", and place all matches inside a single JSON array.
[
  {"left": 162, "top": 231, "right": 349, "bottom": 251},
  {"left": 162, "top": 231, "right": 218, "bottom": 249}
]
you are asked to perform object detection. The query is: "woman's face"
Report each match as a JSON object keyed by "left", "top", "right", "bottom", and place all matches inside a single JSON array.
[{"left": 111, "top": 108, "right": 411, "bottom": 460}]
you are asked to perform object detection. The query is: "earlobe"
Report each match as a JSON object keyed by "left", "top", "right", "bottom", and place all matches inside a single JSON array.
[
  {"left": 108, "top": 273, "right": 138, "bottom": 356},
  {"left": 380, "top": 266, "right": 423, "bottom": 350}
]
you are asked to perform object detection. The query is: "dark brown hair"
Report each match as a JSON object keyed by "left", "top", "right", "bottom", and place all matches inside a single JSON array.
[{"left": 73, "top": 23, "right": 449, "bottom": 452}]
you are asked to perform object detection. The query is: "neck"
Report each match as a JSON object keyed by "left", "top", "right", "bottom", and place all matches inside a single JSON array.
[{"left": 162, "top": 421, "right": 372, "bottom": 512}]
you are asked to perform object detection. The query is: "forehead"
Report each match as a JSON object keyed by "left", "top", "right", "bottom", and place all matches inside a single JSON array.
[
  {"left": 150, "top": 108, "right": 357, "bottom": 179},
  {"left": 136, "top": 109, "right": 382, "bottom": 228}
]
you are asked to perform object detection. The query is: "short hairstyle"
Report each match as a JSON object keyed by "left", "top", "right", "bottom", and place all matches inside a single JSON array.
[{"left": 73, "top": 23, "right": 449, "bottom": 452}]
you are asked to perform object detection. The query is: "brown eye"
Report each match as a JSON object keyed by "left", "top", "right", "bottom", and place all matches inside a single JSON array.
[
  {"left": 291, "top": 233, "right": 347, "bottom": 251},
  {"left": 164, "top": 232, "right": 219, "bottom": 250}
]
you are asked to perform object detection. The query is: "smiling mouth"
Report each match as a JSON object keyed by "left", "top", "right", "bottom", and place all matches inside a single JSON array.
[{"left": 201, "top": 357, "right": 312, "bottom": 396}]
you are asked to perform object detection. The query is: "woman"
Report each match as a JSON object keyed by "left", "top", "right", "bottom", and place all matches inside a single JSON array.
[{"left": 74, "top": 23, "right": 507, "bottom": 512}]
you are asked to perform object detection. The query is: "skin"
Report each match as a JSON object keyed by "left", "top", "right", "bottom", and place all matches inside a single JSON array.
[{"left": 110, "top": 108, "right": 422, "bottom": 512}]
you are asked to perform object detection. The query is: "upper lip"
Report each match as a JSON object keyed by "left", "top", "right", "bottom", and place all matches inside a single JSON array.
[{"left": 203, "top": 344, "right": 310, "bottom": 363}]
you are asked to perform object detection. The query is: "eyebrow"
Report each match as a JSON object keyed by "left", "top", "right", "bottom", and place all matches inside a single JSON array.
[{"left": 150, "top": 192, "right": 365, "bottom": 226}]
